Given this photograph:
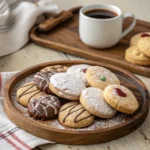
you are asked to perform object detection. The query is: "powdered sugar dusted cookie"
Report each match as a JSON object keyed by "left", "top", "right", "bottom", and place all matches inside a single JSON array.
[
  {"left": 28, "top": 95, "right": 61, "bottom": 120},
  {"left": 80, "top": 87, "right": 117, "bottom": 118},
  {"left": 49, "top": 73, "right": 86, "bottom": 100},
  {"left": 67, "top": 64, "right": 91, "bottom": 86},
  {"left": 86, "top": 66, "right": 120, "bottom": 90},
  {"left": 103, "top": 84, "right": 139, "bottom": 114},
  {"left": 17, "top": 82, "right": 45, "bottom": 107},
  {"left": 58, "top": 102, "right": 94, "bottom": 128}
]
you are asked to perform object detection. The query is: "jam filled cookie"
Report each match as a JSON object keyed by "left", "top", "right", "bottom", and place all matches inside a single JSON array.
[
  {"left": 125, "top": 46, "right": 150, "bottom": 66},
  {"left": 40, "top": 65, "right": 68, "bottom": 74},
  {"left": 28, "top": 95, "right": 61, "bottom": 120},
  {"left": 49, "top": 73, "right": 86, "bottom": 100},
  {"left": 130, "top": 32, "right": 150, "bottom": 46},
  {"left": 58, "top": 102, "right": 94, "bottom": 128},
  {"left": 86, "top": 66, "right": 120, "bottom": 90},
  {"left": 66, "top": 64, "right": 91, "bottom": 86},
  {"left": 103, "top": 84, "right": 139, "bottom": 114},
  {"left": 80, "top": 87, "right": 117, "bottom": 118},
  {"left": 137, "top": 37, "right": 150, "bottom": 57},
  {"left": 17, "top": 82, "right": 45, "bottom": 107}
]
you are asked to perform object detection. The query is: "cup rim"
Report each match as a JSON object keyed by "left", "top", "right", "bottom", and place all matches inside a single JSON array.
[{"left": 80, "top": 4, "right": 122, "bottom": 21}]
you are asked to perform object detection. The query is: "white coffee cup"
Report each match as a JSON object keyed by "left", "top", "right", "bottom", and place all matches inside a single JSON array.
[{"left": 79, "top": 4, "right": 136, "bottom": 48}]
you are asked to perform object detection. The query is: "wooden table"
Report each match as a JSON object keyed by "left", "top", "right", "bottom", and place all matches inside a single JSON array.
[{"left": 1, "top": 0, "right": 150, "bottom": 150}]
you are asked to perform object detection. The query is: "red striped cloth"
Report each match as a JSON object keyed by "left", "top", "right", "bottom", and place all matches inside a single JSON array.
[{"left": 0, "top": 72, "right": 54, "bottom": 150}]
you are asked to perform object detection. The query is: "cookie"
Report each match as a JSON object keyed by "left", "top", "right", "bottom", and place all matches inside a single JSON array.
[
  {"left": 17, "top": 82, "right": 45, "bottom": 107},
  {"left": 66, "top": 64, "right": 91, "bottom": 86},
  {"left": 28, "top": 95, "right": 61, "bottom": 120},
  {"left": 80, "top": 87, "right": 117, "bottom": 118},
  {"left": 86, "top": 66, "right": 120, "bottom": 90},
  {"left": 49, "top": 73, "right": 86, "bottom": 100},
  {"left": 58, "top": 102, "right": 94, "bottom": 128},
  {"left": 34, "top": 72, "right": 51, "bottom": 94},
  {"left": 130, "top": 32, "right": 150, "bottom": 46},
  {"left": 137, "top": 37, "right": 150, "bottom": 57},
  {"left": 125, "top": 46, "right": 150, "bottom": 66},
  {"left": 103, "top": 84, "right": 139, "bottom": 114},
  {"left": 40, "top": 65, "right": 68, "bottom": 74}
]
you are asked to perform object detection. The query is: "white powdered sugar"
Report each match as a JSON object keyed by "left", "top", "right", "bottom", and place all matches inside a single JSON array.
[
  {"left": 81, "top": 87, "right": 117, "bottom": 116},
  {"left": 66, "top": 64, "right": 91, "bottom": 85},
  {"left": 50, "top": 73, "right": 86, "bottom": 96}
]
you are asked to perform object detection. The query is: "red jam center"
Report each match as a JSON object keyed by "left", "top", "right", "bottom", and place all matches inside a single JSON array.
[
  {"left": 141, "top": 33, "right": 150, "bottom": 37},
  {"left": 115, "top": 88, "right": 127, "bottom": 97},
  {"left": 81, "top": 69, "right": 87, "bottom": 73}
]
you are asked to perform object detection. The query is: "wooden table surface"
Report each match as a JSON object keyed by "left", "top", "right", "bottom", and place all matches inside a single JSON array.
[{"left": 1, "top": 0, "right": 150, "bottom": 150}]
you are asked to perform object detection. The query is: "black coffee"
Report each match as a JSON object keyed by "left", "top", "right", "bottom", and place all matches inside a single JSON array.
[{"left": 84, "top": 9, "right": 118, "bottom": 19}]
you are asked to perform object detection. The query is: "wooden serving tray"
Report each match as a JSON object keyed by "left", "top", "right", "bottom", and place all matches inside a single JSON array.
[
  {"left": 4, "top": 60, "right": 150, "bottom": 145},
  {"left": 30, "top": 7, "right": 150, "bottom": 77}
]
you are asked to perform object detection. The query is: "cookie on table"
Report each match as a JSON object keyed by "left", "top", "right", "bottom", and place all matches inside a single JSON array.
[
  {"left": 103, "top": 84, "right": 139, "bottom": 114},
  {"left": 86, "top": 66, "right": 120, "bottom": 90},
  {"left": 80, "top": 87, "right": 117, "bottom": 118},
  {"left": 137, "top": 37, "right": 150, "bottom": 57},
  {"left": 125, "top": 46, "right": 150, "bottom": 66},
  {"left": 130, "top": 32, "right": 150, "bottom": 46},
  {"left": 49, "top": 73, "right": 86, "bottom": 100},
  {"left": 66, "top": 64, "right": 91, "bottom": 86},
  {"left": 17, "top": 82, "right": 45, "bottom": 107},
  {"left": 28, "top": 95, "right": 61, "bottom": 120},
  {"left": 58, "top": 102, "right": 94, "bottom": 128},
  {"left": 40, "top": 65, "right": 68, "bottom": 74}
]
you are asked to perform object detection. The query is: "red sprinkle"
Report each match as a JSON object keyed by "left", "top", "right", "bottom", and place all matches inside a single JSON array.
[
  {"left": 141, "top": 33, "right": 150, "bottom": 37},
  {"left": 115, "top": 88, "right": 127, "bottom": 97},
  {"left": 81, "top": 69, "right": 87, "bottom": 73}
]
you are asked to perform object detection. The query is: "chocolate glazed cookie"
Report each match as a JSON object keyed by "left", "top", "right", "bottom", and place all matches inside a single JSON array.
[
  {"left": 34, "top": 65, "right": 68, "bottom": 94},
  {"left": 28, "top": 95, "right": 61, "bottom": 120}
]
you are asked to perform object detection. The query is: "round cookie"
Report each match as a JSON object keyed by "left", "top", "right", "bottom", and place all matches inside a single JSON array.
[
  {"left": 40, "top": 65, "right": 68, "bottom": 74},
  {"left": 103, "top": 84, "right": 139, "bottom": 114},
  {"left": 125, "top": 46, "right": 150, "bottom": 66},
  {"left": 49, "top": 73, "right": 86, "bottom": 100},
  {"left": 34, "top": 72, "right": 51, "bottom": 94},
  {"left": 58, "top": 102, "right": 94, "bottom": 128},
  {"left": 17, "top": 82, "right": 45, "bottom": 107},
  {"left": 86, "top": 66, "right": 120, "bottom": 90},
  {"left": 130, "top": 32, "right": 150, "bottom": 46},
  {"left": 137, "top": 37, "right": 150, "bottom": 57},
  {"left": 28, "top": 95, "right": 61, "bottom": 120},
  {"left": 66, "top": 64, "right": 91, "bottom": 86},
  {"left": 80, "top": 87, "right": 117, "bottom": 118}
]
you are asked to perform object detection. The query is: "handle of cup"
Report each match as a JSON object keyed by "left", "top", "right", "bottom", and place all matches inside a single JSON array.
[{"left": 120, "top": 13, "right": 136, "bottom": 39}]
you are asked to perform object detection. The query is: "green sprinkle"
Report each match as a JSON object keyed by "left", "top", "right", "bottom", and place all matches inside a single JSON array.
[{"left": 100, "top": 76, "right": 106, "bottom": 81}]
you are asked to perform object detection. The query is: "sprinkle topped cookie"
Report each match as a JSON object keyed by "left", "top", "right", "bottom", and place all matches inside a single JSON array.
[
  {"left": 125, "top": 46, "right": 150, "bottom": 66},
  {"left": 28, "top": 95, "right": 61, "bottom": 120},
  {"left": 130, "top": 32, "right": 150, "bottom": 46},
  {"left": 137, "top": 37, "right": 150, "bottom": 57},
  {"left": 49, "top": 73, "right": 86, "bottom": 100},
  {"left": 103, "top": 84, "right": 139, "bottom": 114},
  {"left": 67, "top": 64, "right": 91, "bottom": 86},
  {"left": 58, "top": 102, "right": 94, "bottom": 128},
  {"left": 80, "top": 87, "right": 117, "bottom": 118},
  {"left": 17, "top": 82, "right": 45, "bottom": 107},
  {"left": 86, "top": 66, "right": 120, "bottom": 90}
]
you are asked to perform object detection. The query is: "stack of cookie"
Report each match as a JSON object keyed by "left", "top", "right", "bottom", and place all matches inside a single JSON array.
[
  {"left": 16, "top": 64, "right": 139, "bottom": 128},
  {"left": 125, "top": 32, "right": 150, "bottom": 66}
]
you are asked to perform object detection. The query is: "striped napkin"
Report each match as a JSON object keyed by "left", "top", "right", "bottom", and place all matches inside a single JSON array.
[
  {"left": 0, "top": 0, "right": 59, "bottom": 57},
  {"left": 0, "top": 72, "right": 54, "bottom": 150}
]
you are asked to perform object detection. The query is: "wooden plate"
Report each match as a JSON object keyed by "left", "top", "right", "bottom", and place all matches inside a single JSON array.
[{"left": 4, "top": 60, "right": 150, "bottom": 145}]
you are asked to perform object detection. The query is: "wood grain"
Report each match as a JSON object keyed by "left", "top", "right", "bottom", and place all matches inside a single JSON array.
[
  {"left": 30, "top": 7, "right": 150, "bottom": 78},
  {"left": 4, "top": 60, "right": 150, "bottom": 145}
]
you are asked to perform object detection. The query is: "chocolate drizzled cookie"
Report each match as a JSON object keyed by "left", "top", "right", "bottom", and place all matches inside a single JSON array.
[
  {"left": 28, "top": 95, "right": 61, "bottom": 120},
  {"left": 58, "top": 102, "right": 94, "bottom": 128}
]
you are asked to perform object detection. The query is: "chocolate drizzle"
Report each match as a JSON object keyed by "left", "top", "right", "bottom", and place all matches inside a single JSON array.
[{"left": 60, "top": 103, "right": 93, "bottom": 123}]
